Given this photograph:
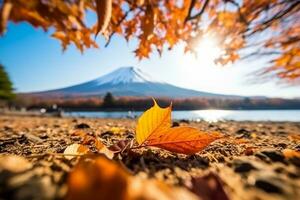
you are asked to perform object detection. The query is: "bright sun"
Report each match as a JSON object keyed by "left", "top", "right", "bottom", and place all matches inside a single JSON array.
[
  {"left": 179, "top": 34, "right": 224, "bottom": 69},
  {"left": 196, "top": 36, "right": 222, "bottom": 62},
  {"left": 195, "top": 34, "right": 222, "bottom": 66},
  {"left": 177, "top": 34, "right": 228, "bottom": 88}
]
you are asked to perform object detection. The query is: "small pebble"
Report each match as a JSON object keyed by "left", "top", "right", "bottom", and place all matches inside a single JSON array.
[
  {"left": 233, "top": 161, "right": 257, "bottom": 173},
  {"left": 261, "top": 150, "right": 285, "bottom": 163},
  {"left": 255, "top": 179, "right": 283, "bottom": 194}
]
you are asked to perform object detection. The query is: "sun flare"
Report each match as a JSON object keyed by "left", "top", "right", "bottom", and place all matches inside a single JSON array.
[
  {"left": 179, "top": 34, "right": 224, "bottom": 70},
  {"left": 195, "top": 35, "right": 222, "bottom": 66}
]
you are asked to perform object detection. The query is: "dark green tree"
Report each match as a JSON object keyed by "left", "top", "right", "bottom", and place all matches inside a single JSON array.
[
  {"left": 102, "top": 92, "right": 115, "bottom": 108},
  {"left": 0, "top": 64, "right": 15, "bottom": 101}
]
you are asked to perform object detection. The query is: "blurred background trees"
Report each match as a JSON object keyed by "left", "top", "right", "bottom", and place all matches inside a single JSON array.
[
  {"left": 102, "top": 92, "right": 115, "bottom": 108},
  {"left": 0, "top": 64, "right": 15, "bottom": 105},
  {"left": 0, "top": 0, "right": 299, "bottom": 83}
]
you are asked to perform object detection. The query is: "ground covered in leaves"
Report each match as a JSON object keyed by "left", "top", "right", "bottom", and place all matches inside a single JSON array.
[{"left": 0, "top": 115, "right": 300, "bottom": 200}]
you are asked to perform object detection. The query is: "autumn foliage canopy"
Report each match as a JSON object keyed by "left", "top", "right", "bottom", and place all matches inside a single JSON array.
[{"left": 0, "top": 0, "right": 299, "bottom": 83}]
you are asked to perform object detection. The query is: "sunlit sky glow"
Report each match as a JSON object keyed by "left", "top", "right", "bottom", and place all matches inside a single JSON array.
[
  {"left": 195, "top": 34, "right": 223, "bottom": 66},
  {"left": 0, "top": 22, "right": 299, "bottom": 98}
]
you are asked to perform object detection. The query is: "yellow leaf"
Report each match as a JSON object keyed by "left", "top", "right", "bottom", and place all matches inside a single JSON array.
[
  {"left": 135, "top": 99, "right": 172, "bottom": 145},
  {"left": 110, "top": 127, "right": 125, "bottom": 134}
]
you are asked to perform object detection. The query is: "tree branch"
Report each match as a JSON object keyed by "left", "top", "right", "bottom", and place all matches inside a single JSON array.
[
  {"left": 185, "top": 0, "right": 210, "bottom": 22},
  {"left": 240, "top": 50, "right": 281, "bottom": 60},
  {"left": 104, "top": 8, "right": 133, "bottom": 47},
  {"left": 247, "top": 0, "right": 300, "bottom": 36}
]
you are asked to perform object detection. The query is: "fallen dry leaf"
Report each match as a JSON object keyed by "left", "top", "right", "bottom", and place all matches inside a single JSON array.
[
  {"left": 72, "top": 129, "right": 114, "bottom": 159},
  {"left": 233, "top": 138, "right": 249, "bottom": 144},
  {"left": 109, "top": 127, "right": 125, "bottom": 134},
  {"left": 94, "top": 138, "right": 114, "bottom": 159},
  {"left": 0, "top": 155, "right": 32, "bottom": 173},
  {"left": 243, "top": 146, "right": 257, "bottom": 156},
  {"left": 128, "top": 178, "right": 199, "bottom": 200},
  {"left": 64, "top": 144, "right": 90, "bottom": 160},
  {"left": 288, "top": 134, "right": 300, "bottom": 142},
  {"left": 283, "top": 149, "right": 300, "bottom": 158},
  {"left": 82, "top": 136, "right": 114, "bottom": 159},
  {"left": 67, "top": 156, "right": 199, "bottom": 200},
  {"left": 72, "top": 130, "right": 88, "bottom": 138},
  {"left": 189, "top": 172, "right": 230, "bottom": 200},
  {"left": 67, "top": 156, "right": 129, "bottom": 200},
  {"left": 109, "top": 140, "right": 133, "bottom": 153},
  {"left": 135, "top": 99, "right": 222, "bottom": 154}
]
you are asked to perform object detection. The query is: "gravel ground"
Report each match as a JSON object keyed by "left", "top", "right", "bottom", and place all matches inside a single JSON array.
[{"left": 0, "top": 115, "right": 300, "bottom": 200}]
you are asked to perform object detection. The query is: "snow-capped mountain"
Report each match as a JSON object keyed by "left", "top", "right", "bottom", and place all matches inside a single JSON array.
[
  {"left": 94, "top": 67, "right": 160, "bottom": 85},
  {"left": 32, "top": 66, "right": 237, "bottom": 98}
]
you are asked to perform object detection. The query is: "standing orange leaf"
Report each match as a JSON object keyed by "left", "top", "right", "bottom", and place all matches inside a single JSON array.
[
  {"left": 135, "top": 99, "right": 172, "bottom": 145},
  {"left": 135, "top": 99, "right": 222, "bottom": 154}
]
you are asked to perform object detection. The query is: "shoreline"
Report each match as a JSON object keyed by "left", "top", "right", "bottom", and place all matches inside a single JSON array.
[{"left": 1, "top": 110, "right": 300, "bottom": 123}]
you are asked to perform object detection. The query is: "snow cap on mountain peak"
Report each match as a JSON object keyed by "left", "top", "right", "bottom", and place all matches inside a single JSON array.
[{"left": 95, "top": 66, "right": 158, "bottom": 85}]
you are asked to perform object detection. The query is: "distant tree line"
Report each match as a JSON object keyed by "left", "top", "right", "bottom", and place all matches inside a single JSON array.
[
  {"left": 16, "top": 92, "right": 300, "bottom": 111},
  {"left": 0, "top": 64, "right": 15, "bottom": 107}
]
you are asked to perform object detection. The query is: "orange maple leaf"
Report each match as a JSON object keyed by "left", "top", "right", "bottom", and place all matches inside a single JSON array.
[{"left": 135, "top": 99, "right": 222, "bottom": 154}]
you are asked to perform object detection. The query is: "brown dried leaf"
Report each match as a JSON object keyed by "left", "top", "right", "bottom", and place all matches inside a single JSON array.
[
  {"left": 189, "top": 173, "right": 230, "bottom": 200},
  {"left": 108, "top": 140, "right": 133, "bottom": 153},
  {"left": 94, "top": 138, "right": 114, "bottom": 159}
]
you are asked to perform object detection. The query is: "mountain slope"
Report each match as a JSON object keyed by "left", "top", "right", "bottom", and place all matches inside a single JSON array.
[{"left": 32, "top": 67, "right": 238, "bottom": 98}]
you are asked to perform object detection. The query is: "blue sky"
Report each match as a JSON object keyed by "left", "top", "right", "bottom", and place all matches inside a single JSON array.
[{"left": 0, "top": 22, "right": 299, "bottom": 98}]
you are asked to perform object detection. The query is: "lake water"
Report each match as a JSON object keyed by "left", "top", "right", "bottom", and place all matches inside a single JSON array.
[{"left": 64, "top": 110, "right": 300, "bottom": 122}]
